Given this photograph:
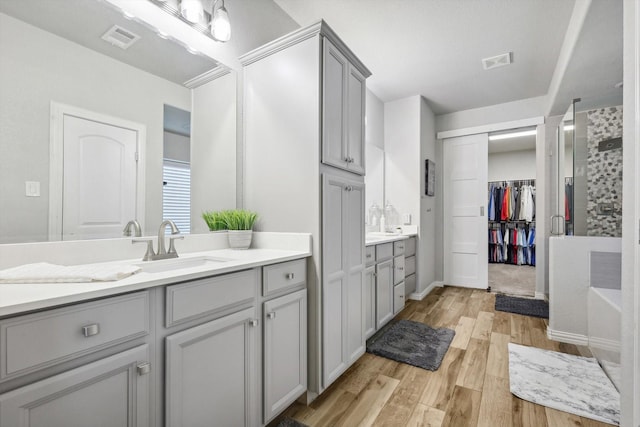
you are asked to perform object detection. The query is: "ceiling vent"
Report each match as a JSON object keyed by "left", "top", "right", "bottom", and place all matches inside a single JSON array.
[
  {"left": 101, "top": 25, "right": 140, "bottom": 50},
  {"left": 482, "top": 52, "right": 512, "bottom": 70}
]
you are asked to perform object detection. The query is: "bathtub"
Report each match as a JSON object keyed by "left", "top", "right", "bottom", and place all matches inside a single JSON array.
[{"left": 588, "top": 287, "right": 621, "bottom": 390}]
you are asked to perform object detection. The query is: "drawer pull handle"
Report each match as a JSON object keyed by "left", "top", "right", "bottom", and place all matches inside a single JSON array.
[
  {"left": 366, "top": 254, "right": 372, "bottom": 258},
  {"left": 82, "top": 324, "right": 100, "bottom": 337},
  {"left": 137, "top": 362, "right": 151, "bottom": 376},
  {"left": 286, "top": 273, "right": 295, "bottom": 280},
  {"left": 397, "top": 267, "right": 404, "bottom": 271},
  {"left": 399, "top": 295, "right": 404, "bottom": 299},
  {"left": 249, "top": 319, "right": 259, "bottom": 327},
  {"left": 267, "top": 312, "right": 276, "bottom": 319},
  {"left": 398, "top": 245, "right": 404, "bottom": 249}
]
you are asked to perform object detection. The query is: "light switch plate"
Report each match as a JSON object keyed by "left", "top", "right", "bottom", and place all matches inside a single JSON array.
[{"left": 25, "top": 181, "right": 40, "bottom": 197}]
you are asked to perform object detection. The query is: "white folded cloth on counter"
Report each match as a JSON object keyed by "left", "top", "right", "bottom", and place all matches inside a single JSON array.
[{"left": 0, "top": 262, "right": 141, "bottom": 283}]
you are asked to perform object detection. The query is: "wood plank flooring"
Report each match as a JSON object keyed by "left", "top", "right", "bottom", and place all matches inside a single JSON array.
[{"left": 270, "top": 286, "right": 614, "bottom": 427}]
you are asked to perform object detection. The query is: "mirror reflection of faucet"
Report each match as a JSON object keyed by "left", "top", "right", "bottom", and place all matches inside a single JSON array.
[
  {"left": 132, "top": 220, "right": 182, "bottom": 261},
  {"left": 122, "top": 220, "right": 142, "bottom": 237}
]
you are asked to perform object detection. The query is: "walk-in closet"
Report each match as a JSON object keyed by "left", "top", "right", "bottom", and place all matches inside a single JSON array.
[{"left": 487, "top": 129, "right": 537, "bottom": 297}]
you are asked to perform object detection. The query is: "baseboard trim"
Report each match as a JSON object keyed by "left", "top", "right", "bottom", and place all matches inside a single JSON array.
[
  {"left": 546, "top": 328, "right": 588, "bottom": 346},
  {"left": 409, "top": 281, "right": 443, "bottom": 301},
  {"left": 535, "top": 292, "right": 547, "bottom": 301},
  {"left": 588, "top": 336, "right": 621, "bottom": 353}
]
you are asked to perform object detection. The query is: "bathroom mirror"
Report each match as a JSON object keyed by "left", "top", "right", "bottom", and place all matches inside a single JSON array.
[
  {"left": 365, "top": 145, "right": 384, "bottom": 227},
  {"left": 0, "top": 0, "right": 237, "bottom": 243}
]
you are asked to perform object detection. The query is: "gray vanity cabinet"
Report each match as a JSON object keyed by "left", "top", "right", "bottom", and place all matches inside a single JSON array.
[
  {"left": 162, "top": 269, "right": 259, "bottom": 427},
  {"left": 363, "top": 261, "right": 376, "bottom": 339},
  {"left": 0, "top": 291, "right": 151, "bottom": 427},
  {"left": 322, "top": 173, "right": 365, "bottom": 387},
  {"left": 322, "top": 38, "right": 366, "bottom": 175},
  {"left": 375, "top": 258, "right": 394, "bottom": 329},
  {"left": 263, "top": 288, "right": 307, "bottom": 423},
  {"left": 0, "top": 343, "right": 150, "bottom": 427},
  {"left": 165, "top": 306, "right": 258, "bottom": 427}
]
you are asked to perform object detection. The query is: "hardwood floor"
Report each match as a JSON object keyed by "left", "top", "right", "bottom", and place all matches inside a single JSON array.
[{"left": 271, "top": 286, "right": 614, "bottom": 427}]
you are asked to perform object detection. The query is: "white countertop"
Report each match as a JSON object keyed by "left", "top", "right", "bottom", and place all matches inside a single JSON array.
[
  {"left": 0, "top": 247, "right": 310, "bottom": 317},
  {"left": 365, "top": 233, "right": 414, "bottom": 246}
]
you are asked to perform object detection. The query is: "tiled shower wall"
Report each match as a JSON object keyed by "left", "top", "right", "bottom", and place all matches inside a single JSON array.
[{"left": 586, "top": 106, "right": 623, "bottom": 237}]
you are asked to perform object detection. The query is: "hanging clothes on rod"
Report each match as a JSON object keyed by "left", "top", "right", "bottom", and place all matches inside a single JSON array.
[{"left": 488, "top": 179, "right": 536, "bottom": 266}]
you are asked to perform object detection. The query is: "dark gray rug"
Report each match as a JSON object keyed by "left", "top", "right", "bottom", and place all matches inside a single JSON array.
[
  {"left": 276, "top": 417, "right": 308, "bottom": 427},
  {"left": 495, "top": 294, "right": 549, "bottom": 318},
  {"left": 366, "top": 320, "right": 455, "bottom": 371}
]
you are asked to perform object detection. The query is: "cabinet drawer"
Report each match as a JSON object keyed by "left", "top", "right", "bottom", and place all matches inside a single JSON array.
[
  {"left": 405, "top": 237, "right": 416, "bottom": 257},
  {"left": 393, "top": 240, "right": 406, "bottom": 256},
  {"left": 263, "top": 259, "right": 306, "bottom": 297},
  {"left": 405, "top": 255, "right": 416, "bottom": 276},
  {"left": 1, "top": 292, "right": 149, "bottom": 381},
  {"left": 365, "top": 246, "right": 375, "bottom": 266},
  {"left": 393, "top": 282, "right": 405, "bottom": 314},
  {"left": 376, "top": 243, "right": 393, "bottom": 261},
  {"left": 166, "top": 269, "right": 257, "bottom": 327}
]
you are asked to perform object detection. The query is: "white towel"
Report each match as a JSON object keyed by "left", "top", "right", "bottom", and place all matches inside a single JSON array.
[{"left": 0, "top": 262, "right": 141, "bottom": 284}]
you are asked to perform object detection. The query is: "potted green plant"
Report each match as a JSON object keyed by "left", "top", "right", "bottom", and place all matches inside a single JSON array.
[
  {"left": 202, "top": 210, "right": 227, "bottom": 232},
  {"left": 220, "top": 209, "right": 258, "bottom": 249}
]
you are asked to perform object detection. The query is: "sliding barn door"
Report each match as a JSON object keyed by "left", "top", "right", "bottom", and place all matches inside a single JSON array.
[{"left": 443, "top": 134, "right": 488, "bottom": 289}]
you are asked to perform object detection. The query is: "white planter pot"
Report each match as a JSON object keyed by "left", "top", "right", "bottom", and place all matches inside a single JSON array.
[{"left": 228, "top": 230, "right": 253, "bottom": 250}]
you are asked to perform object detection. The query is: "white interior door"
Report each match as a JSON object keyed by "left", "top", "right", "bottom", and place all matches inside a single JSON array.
[
  {"left": 62, "top": 115, "right": 138, "bottom": 240},
  {"left": 443, "top": 133, "right": 488, "bottom": 289}
]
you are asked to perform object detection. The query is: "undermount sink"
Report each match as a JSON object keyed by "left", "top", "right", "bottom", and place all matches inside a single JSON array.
[{"left": 135, "top": 256, "right": 232, "bottom": 273}]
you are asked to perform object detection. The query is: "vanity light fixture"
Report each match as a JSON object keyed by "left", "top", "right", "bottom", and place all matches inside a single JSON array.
[
  {"left": 210, "top": 0, "right": 231, "bottom": 42},
  {"left": 180, "top": 0, "right": 204, "bottom": 23}
]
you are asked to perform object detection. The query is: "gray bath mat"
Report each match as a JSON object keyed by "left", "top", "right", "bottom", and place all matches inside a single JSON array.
[
  {"left": 366, "top": 320, "right": 455, "bottom": 371},
  {"left": 509, "top": 343, "right": 619, "bottom": 425},
  {"left": 275, "top": 417, "right": 308, "bottom": 427},
  {"left": 495, "top": 294, "right": 549, "bottom": 318}
]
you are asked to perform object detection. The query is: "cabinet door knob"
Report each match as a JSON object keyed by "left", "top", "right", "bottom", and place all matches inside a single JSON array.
[
  {"left": 399, "top": 295, "right": 404, "bottom": 299},
  {"left": 82, "top": 324, "right": 100, "bottom": 337},
  {"left": 137, "top": 362, "right": 151, "bottom": 376},
  {"left": 267, "top": 312, "right": 276, "bottom": 319},
  {"left": 366, "top": 254, "right": 372, "bottom": 258},
  {"left": 398, "top": 267, "right": 404, "bottom": 271},
  {"left": 285, "top": 273, "right": 295, "bottom": 280},
  {"left": 248, "top": 319, "right": 259, "bottom": 327}
]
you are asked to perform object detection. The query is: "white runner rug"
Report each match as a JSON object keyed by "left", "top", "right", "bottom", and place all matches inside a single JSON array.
[{"left": 508, "top": 343, "right": 620, "bottom": 425}]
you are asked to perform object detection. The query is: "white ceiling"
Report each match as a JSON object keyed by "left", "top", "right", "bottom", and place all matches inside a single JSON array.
[
  {"left": 1, "top": 0, "right": 622, "bottom": 120},
  {"left": 274, "top": 0, "right": 578, "bottom": 115}
]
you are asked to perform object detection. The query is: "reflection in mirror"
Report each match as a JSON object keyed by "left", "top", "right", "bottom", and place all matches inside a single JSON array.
[
  {"left": 365, "top": 145, "right": 384, "bottom": 231},
  {"left": 0, "top": 0, "right": 237, "bottom": 244},
  {"left": 163, "top": 105, "right": 192, "bottom": 234}
]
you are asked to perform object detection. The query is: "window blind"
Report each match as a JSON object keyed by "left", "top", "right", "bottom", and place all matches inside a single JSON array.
[{"left": 162, "top": 160, "right": 190, "bottom": 234}]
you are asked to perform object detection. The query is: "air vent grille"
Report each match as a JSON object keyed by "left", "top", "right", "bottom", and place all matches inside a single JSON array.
[
  {"left": 482, "top": 52, "right": 512, "bottom": 70},
  {"left": 101, "top": 25, "right": 140, "bottom": 50}
]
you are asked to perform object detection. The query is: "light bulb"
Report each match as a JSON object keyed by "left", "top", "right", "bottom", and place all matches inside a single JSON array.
[
  {"left": 180, "top": 0, "right": 204, "bottom": 24},
  {"left": 211, "top": 3, "right": 231, "bottom": 42}
]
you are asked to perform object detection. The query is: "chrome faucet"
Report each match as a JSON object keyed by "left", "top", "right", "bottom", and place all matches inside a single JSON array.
[
  {"left": 122, "top": 220, "right": 142, "bottom": 237},
  {"left": 132, "top": 220, "right": 182, "bottom": 261},
  {"left": 157, "top": 219, "right": 182, "bottom": 258}
]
